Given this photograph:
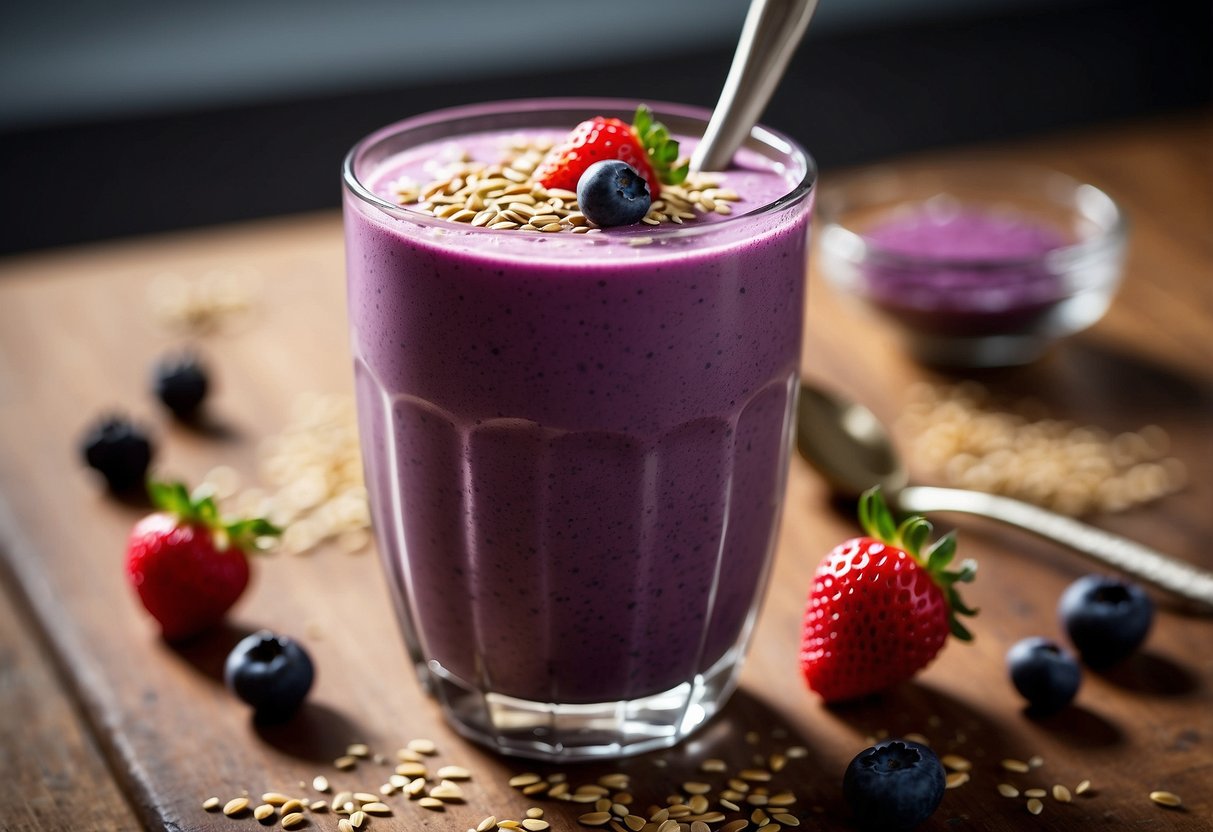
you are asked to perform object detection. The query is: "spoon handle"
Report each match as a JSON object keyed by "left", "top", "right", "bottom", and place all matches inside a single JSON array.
[
  {"left": 898, "top": 485, "right": 1213, "bottom": 611},
  {"left": 690, "top": 0, "right": 819, "bottom": 172}
]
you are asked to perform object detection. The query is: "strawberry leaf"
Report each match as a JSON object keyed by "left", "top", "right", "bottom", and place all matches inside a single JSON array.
[
  {"left": 925, "top": 532, "right": 957, "bottom": 571},
  {"left": 146, "top": 479, "right": 280, "bottom": 552},
  {"left": 632, "top": 105, "right": 689, "bottom": 186}
]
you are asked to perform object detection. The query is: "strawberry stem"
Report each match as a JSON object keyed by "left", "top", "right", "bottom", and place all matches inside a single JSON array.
[
  {"left": 148, "top": 479, "right": 280, "bottom": 552},
  {"left": 859, "top": 486, "right": 978, "bottom": 642}
]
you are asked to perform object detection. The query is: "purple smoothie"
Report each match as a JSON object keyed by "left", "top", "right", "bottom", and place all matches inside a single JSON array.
[
  {"left": 861, "top": 204, "right": 1070, "bottom": 337},
  {"left": 342, "top": 101, "right": 813, "bottom": 749}
]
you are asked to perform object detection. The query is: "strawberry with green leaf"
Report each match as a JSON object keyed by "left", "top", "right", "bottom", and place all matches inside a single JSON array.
[
  {"left": 125, "top": 481, "right": 279, "bottom": 641},
  {"left": 800, "top": 487, "right": 978, "bottom": 703},
  {"left": 533, "top": 105, "right": 688, "bottom": 198}
]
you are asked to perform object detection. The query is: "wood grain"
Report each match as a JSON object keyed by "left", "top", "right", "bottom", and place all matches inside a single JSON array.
[
  {"left": 0, "top": 530, "right": 142, "bottom": 831},
  {"left": 1, "top": 114, "right": 1210, "bottom": 831}
]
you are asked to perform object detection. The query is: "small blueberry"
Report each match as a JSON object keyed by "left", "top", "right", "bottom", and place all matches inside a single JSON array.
[
  {"left": 1058, "top": 574, "right": 1153, "bottom": 668},
  {"left": 843, "top": 739, "right": 946, "bottom": 830},
  {"left": 576, "top": 160, "right": 651, "bottom": 227},
  {"left": 1007, "top": 636, "right": 1082, "bottom": 714}
]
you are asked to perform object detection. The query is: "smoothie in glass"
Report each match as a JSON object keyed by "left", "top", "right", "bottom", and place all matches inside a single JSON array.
[{"left": 342, "top": 100, "right": 814, "bottom": 759}]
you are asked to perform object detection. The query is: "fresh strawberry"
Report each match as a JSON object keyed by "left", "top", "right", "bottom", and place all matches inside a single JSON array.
[
  {"left": 533, "top": 105, "right": 688, "bottom": 198},
  {"left": 800, "top": 487, "right": 977, "bottom": 703},
  {"left": 125, "top": 481, "right": 279, "bottom": 641}
]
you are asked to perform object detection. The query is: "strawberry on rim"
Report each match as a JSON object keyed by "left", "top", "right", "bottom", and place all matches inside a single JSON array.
[
  {"left": 800, "top": 487, "right": 978, "bottom": 703},
  {"left": 532, "top": 105, "right": 689, "bottom": 199}
]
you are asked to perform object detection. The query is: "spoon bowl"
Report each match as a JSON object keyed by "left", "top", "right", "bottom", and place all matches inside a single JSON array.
[{"left": 795, "top": 381, "right": 1213, "bottom": 611}]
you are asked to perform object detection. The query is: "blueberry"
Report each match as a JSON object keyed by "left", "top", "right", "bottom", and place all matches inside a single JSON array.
[
  {"left": 843, "top": 739, "right": 946, "bottom": 830},
  {"left": 80, "top": 415, "right": 154, "bottom": 492},
  {"left": 1007, "top": 637, "right": 1081, "bottom": 714},
  {"left": 153, "top": 352, "right": 210, "bottom": 420},
  {"left": 1059, "top": 574, "right": 1154, "bottom": 668},
  {"left": 224, "top": 630, "right": 314, "bottom": 721},
  {"left": 576, "top": 160, "right": 651, "bottom": 227}
]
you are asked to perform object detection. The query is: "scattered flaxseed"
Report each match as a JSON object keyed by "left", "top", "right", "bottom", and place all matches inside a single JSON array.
[
  {"left": 349, "top": 810, "right": 368, "bottom": 829},
  {"left": 396, "top": 762, "right": 428, "bottom": 778},
  {"left": 408, "top": 738, "right": 438, "bottom": 755},
  {"left": 785, "top": 747, "right": 808, "bottom": 759},
  {"left": 1001, "top": 759, "right": 1031, "bottom": 774},
  {"left": 510, "top": 773, "right": 543, "bottom": 788},
  {"left": 1149, "top": 791, "right": 1182, "bottom": 808},
  {"left": 945, "top": 772, "right": 969, "bottom": 789},
  {"left": 899, "top": 382, "right": 1185, "bottom": 516},
  {"left": 362, "top": 802, "right": 392, "bottom": 815},
  {"left": 523, "top": 820, "right": 550, "bottom": 831},
  {"left": 1052, "top": 784, "right": 1072, "bottom": 803},
  {"left": 223, "top": 797, "right": 250, "bottom": 817},
  {"left": 701, "top": 759, "right": 728, "bottom": 773},
  {"left": 202, "top": 797, "right": 221, "bottom": 811},
  {"left": 1075, "top": 780, "right": 1093, "bottom": 796},
  {"left": 338, "top": 820, "right": 354, "bottom": 832},
  {"left": 1023, "top": 789, "right": 1047, "bottom": 799},
  {"left": 352, "top": 792, "right": 378, "bottom": 804},
  {"left": 310, "top": 801, "right": 328, "bottom": 812},
  {"left": 147, "top": 266, "right": 261, "bottom": 335},
  {"left": 379, "top": 784, "right": 394, "bottom": 796},
  {"left": 1026, "top": 798, "right": 1043, "bottom": 816},
  {"left": 526, "top": 808, "right": 544, "bottom": 819},
  {"left": 334, "top": 755, "right": 358, "bottom": 771},
  {"left": 580, "top": 811, "right": 614, "bottom": 826},
  {"left": 773, "top": 813, "right": 799, "bottom": 827},
  {"left": 254, "top": 803, "right": 277, "bottom": 821},
  {"left": 262, "top": 792, "right": 291, "bottom": 806},
  {"left": 281, "top": 811, "right": 306, "bottom": 829},
  {"left": 431, "top": 781, "right": 465, "bottom": 801},
  {"left": 438, "top": 765, "right": 473, "bottom": 780},
  {"left": 392, "top": 144, "right": 738, "bottom": 235},
  {"left": 940, "top": 754, "right": 972, "bottom": 772},
  {"left": 1027, "top": 755, "right": 1044, "bottom": 768},
  {"left": 419, "top": 797, "right": 445, "bottom": 811},
  {"left": 477, "top": 816, "right": 498, "bottom": 832},
  {"left": 997, "top": 784, "right": 1020, "bottom": 799}
]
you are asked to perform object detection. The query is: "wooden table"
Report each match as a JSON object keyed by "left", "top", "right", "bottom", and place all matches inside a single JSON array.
[{"left": 2, "top": 114, "right": 1210, "bottom": 831}]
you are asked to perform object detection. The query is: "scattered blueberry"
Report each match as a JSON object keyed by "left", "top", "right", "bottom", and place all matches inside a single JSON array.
[
  {"left": 153, "top": 351, "right": 210, "bottom": 420},
  {"left": 576, "top": 160, "right": 651, "bottom": 227},
  {"left": 1059, "top": 574, "right": 1154, "bottom": 668},
  {"left": 843, "top": 739, "right": 946, "bottom": 830},
  {"left": 224, "top": 630, "right": 314, "bottom": 721},
  {"left": 1007, "top": 636, "right": 1082, "bottom": 714},
  {"left": 80, "top": 415, "right": 154, "bottom": 492}
]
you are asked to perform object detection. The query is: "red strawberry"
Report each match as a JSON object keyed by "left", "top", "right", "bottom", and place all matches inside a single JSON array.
[
  {"left": 125, "top": 481, "right": 279, "bottom": 641},
  {"left": 800, "top": 487, "right": 977, "bottom": 703},
  {"left": 533, "top": 105, "right": 688, "bottom": 198}
]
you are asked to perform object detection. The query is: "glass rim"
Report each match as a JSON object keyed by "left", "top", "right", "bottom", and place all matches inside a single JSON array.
[{"left": 341, "top": 97, "right": 816, "bottom": 246}]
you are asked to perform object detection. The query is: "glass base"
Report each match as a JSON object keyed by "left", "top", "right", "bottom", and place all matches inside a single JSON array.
[{"left": 415, "top": 648, "right": 743, "bottom": 761}]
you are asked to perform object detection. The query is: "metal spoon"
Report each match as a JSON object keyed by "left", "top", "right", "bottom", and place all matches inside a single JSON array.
[
  {"left": 691, "top": 0, "right": 820, "bottom": 172},
  {"left": 796, "top": 382, "right": 1213, "bottom": 611}
]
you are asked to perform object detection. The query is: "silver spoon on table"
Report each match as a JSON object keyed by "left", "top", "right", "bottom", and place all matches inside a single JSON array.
[
  {"left": 691, "top": 0, "right": 821, "bottom": 172},
  {"left": 796, "top": 382, "right": 1213, "bottom": 612}
]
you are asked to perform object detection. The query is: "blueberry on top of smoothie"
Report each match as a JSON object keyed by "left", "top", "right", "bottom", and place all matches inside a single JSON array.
[{"left": 577, "top": 160, "right": 652, "bottom": 227}]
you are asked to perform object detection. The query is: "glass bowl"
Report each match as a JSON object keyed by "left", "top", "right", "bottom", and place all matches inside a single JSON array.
[{"left": 817, "top": 161, "right": 1128, "bottom": 367}]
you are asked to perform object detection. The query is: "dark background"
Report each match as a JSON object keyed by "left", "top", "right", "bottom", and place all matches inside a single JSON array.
[{"left": 0, "top": 0, "right": 1209, "bottom": 255}]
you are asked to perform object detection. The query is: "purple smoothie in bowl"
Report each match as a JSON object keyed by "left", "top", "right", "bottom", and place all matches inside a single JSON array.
[
  {"left": 819, "top": 162, "right": 1127, "bottom": 367},
  {"left": 342, "top": 99, "right": 815, "bottom": 759}
]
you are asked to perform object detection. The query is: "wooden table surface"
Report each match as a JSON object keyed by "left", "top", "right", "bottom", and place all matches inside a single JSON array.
[{"left": 1, "top": 114, "right": 1211, "bottom": 832}]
